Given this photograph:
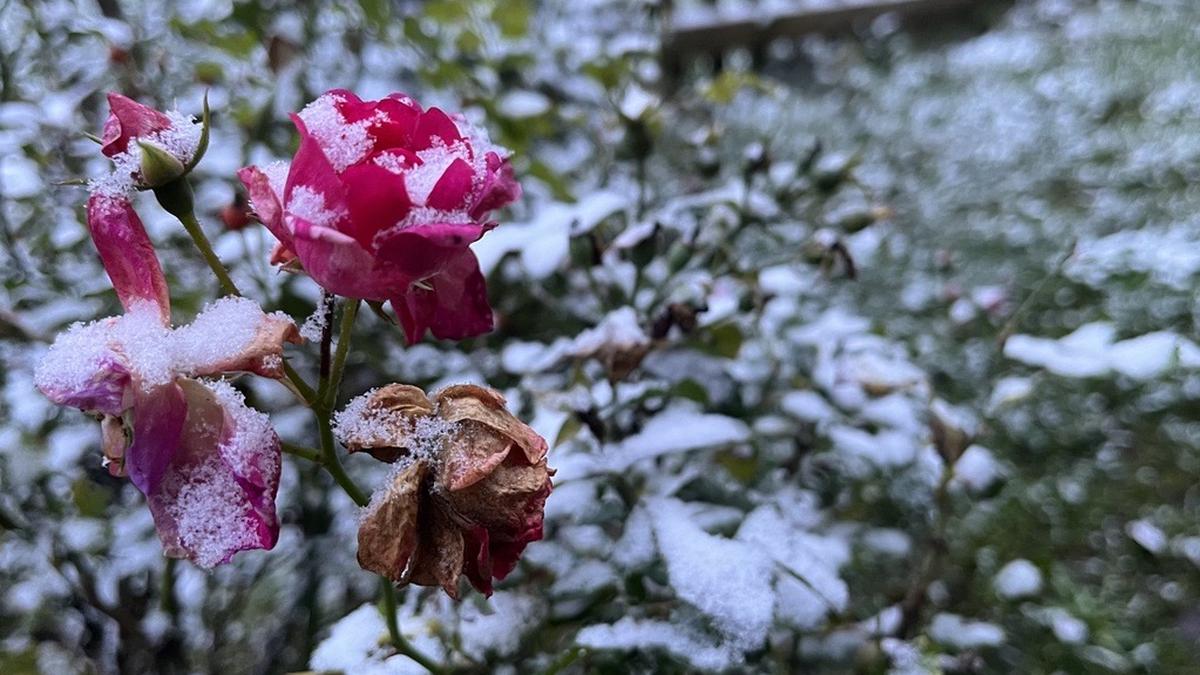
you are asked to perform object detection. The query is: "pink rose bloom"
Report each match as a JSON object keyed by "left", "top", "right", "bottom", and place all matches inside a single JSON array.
[
  {"left": 35, "top": 196, "right": 298, "bottom": 567},
  {"left": 238, "top": 89, "right": 521, "bottom": 344}
]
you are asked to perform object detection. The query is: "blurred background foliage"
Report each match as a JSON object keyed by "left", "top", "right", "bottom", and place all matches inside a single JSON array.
[{"left": 3, "top": 0, "right": 1200, "bottom": 673}]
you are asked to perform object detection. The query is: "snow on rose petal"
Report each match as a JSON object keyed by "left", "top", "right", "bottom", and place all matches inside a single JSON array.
[{"left": 238, "top": 89, "right": 521, "bottom": 344}]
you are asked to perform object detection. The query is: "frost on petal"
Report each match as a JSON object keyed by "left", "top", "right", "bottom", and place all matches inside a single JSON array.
[
  {"left": 86, "top": 194, "right": 171, "bottom": 323},
  {"left": 101, "top": 93, "right": 172, "bottom": 158},
  {"left": 146, "top": 379, "right": 281, "bottom": 568},
  {"left": 34, "top": 316, "right": 130, "bottom": 416},
  {"left": 333, "top": 384, "right": 444, "bottom": 462},
  {"left": 173, "top": 296, "right": 300, "bottom": 379}
]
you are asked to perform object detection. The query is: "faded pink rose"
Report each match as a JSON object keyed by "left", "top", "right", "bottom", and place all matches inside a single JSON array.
[
  {"left": 35, "top": 202, "right": 298, "bottom": 567},
  {"left": 335, "top": 384, "right": 552, "bottom": 598},
  {"left": 238, "top": 89, "right": 521, "bottom": 344}
]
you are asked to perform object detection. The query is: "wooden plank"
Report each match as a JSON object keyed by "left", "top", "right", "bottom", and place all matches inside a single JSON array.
[{"left": 664, "top": 0, "right": 984, "bottom": 56}]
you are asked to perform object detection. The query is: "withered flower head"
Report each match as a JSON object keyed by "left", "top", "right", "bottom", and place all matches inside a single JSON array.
[{"left": 335, "top": 383, "right": 553, "bottom": 598}]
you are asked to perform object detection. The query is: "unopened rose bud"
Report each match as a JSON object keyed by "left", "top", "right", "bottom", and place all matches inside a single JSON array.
[
  {"left": 220, "top": 195, "right": 251, "bottom": 231},
  {"left": 138, "top": 140, "right": 187, "bottom": 188}
]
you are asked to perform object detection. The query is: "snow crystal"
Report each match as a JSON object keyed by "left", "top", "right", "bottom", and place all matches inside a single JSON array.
[
  {"left": 570, "top": 307, "right": 649, "bottom": 357},
  {"left": 206, "top": 380, "right": 279, "bottom": 488},
  {"left": 928, "top": 613, "right": 1005, "bottom": 649},
  {"left": 1005, "top": 323, "right": 1200, "bottom": 380},
  {"left": 299, "top": 293, "right": 332, "bottom": 342},
  {"left": 576, "top": 618, "right": 734, "bottom": 671},
  {"left": 287, "top": 185, "right": 343, "bottom": 229},
  {"left": 550, "top": 559, "right": 617, "bottom": 595},
  {"left": 1126, "top": 519, "right": 1167, "bottom": 554},
  {"left": 155, "top": 447, "right": 268, "bottom": 569},
  {"left": 310, "top": 604, "right": 410, "bottom": 674},
  {"left": 950, "top": 445, "right": 1005, "bottom": 494},
  {"left": 88, "top": 109, "right": 202, "bottom": 198},
  {"left": 297, "top": 92, "right": 373, "bottom": 173},
  {"left": 650, "top": 497, "right": 774, "bottom": 651},
  {"left": 1026, "top": 607, "right": 1089, "bottom": 645},
  {"left": 737, "top": 504, "right": 849, "bottom": 629},
  {"left": 780, "top": 390, "right": 836, "bottom": 423},
  {"left": 333, "top": 389, "right": 455, "bottom": 466},
  {"left": 458, "top": 592, "right": 542, "bottom": 659},
  {"left": 602, "top": 407, "right": 750, "bottom": 472},
  {"left": 613, "top": 502, "right": 656, "bottom": 571},
  {"left": 988, "top": 376, "right": 1034, "bottom": 411},
  {"left": 828, "top": 425, "right": 919, "bottom": 471},
  {"left": 994, "top": 559, "right": 1043, "bottom": 599},
  {"left": 173, "top": 296, "right": 292, "bottom": 374},
  {"left": 498, "top": 90, "right": 551, "bottom": 118}
]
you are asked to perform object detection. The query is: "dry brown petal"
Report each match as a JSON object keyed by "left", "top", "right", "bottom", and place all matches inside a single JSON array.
[
  {"left": 340, "top": 384, "right": 435, "bottom": 462},
  {"left": 407, "top": 501, "right": 465, "bottom": 599},
  {"left": 443, "top": 459, "right": 552, "bottom": 534},
  {"left": 439, "top": 421, "right": 514, "bottom": 492},
  {"left": 435, "top": 385, "right": 548, "bottom": 465},
  {"left": 372, "top": 383, "right": 435, "bottom": 417},
  {"left": 357, "top": 461, "right": 428, "bottom": 582}
]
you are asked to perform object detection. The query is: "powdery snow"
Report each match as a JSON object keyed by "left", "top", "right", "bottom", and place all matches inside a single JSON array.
[
  {"left": 993, "top": 559, "right": 1043, "bottom": 599},
  {"left": 928, "top": 613, "right": 1005, "bottom": 649},
  {"left": 576, "top": 618, "right": 734, "bottom": 671},
  {"left": 601, "top": 406, "right": 750, "bottom": 473},
  {"left": 1005, "top": 322, "right": 1200, "bottom": 380},
  {"left": 650, "top": 497, "right": 774, "bottom": 652}
]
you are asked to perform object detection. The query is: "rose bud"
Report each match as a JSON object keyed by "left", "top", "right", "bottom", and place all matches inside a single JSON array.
[
  {"left": 335, "top": 384, "right": 552, "bottom": 598},
  {"left": 220, "top": 194, "right": 252, "bottom": 231},
  {"left": 90, "top": 93, "right": 208, "bottom": 198},
  {"left": 238, "top": 89, "right": 521, "bottom": 344}
]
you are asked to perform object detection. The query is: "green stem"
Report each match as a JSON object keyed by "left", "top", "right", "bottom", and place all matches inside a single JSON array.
[
  {"left": 177, "top": 210, "right": 240, "bottom": 297},
  {"left": 280, "top": 441, "right": 323, "bottom": 463},
  {"left": 316, "top": 411, "right": 368, "bottom": 506},
  {"left": 174, "top": 205, "right": 317, "bottom": 404},
  {"left": 381, "top": 578, "right": 444, "bottom": 675},
  {"left": 324, "top": 299, "right": 359, "bottom": 411}
]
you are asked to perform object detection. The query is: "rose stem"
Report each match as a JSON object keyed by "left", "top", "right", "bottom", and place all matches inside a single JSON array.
[{"left": 177, "top": 195, "right": 442, "bottom": 673}]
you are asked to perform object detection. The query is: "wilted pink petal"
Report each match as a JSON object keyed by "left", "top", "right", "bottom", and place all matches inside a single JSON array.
[
  {"left": 125, "top": 382, "right": 187, "bottom": 494},
  {"left": 145, "top": 379, "right": 281, "bottom": 569},
  {"left": 101, "top": 93, "right": 173, "bottom": 158},
  {"left": 86, "top": 194, "right": 171, "bottom": 323},
  {"left": 236, "top": 164, "right": 293, "bottom": 251},
  {"left": 390, "top": 250, "right": 493, "bottom": 344},
  {"left": 172, "top": 297, "right": 300, "bottom": 379}
]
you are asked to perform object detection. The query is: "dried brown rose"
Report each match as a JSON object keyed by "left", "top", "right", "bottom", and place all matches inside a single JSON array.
[{"left": 337, "top": 383, "right": 553, "bottom": 598}]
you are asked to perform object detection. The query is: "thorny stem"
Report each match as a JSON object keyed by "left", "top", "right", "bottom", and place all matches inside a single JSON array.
[
  {"left": 324, "top": 299, "right": 359, "bottom": 411},
  {"left": 381, "top": 579, "right": 445, "bottom": 674},
  {"left": 174, "top": 204, "right": 317, "bottom": 403}
]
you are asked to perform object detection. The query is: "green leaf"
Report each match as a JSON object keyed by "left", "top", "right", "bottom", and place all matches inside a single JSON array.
[
  {"left": 72, "top": 478, "right": 108, "bottom": 518},
  {"left": 491, "top": 0, "right": 532, "bottom": 38},
  {"left": 554, "top": 415, "right": 582, "bottom": 448},
  {"left": 708, "top": 322, "right": 744, "bottom": 358}
]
